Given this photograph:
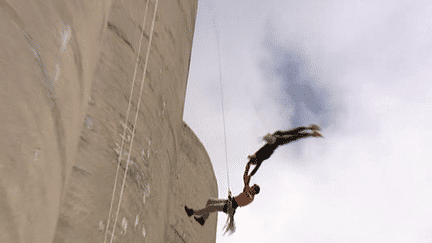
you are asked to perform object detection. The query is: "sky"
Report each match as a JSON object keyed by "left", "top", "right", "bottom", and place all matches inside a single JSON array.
[{"left": 183, "top": 0, "right": 432, "bottom": 242}]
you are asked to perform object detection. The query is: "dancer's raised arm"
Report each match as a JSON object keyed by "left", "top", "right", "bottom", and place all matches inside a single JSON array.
[{"left": 243, "top": 162, "right": 251, "bottom": 186}]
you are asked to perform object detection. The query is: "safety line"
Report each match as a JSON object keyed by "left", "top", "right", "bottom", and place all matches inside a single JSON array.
[
  {"left": 213, "top": 5, "right": 231, "bottom": 191},
  {"left": 172, "top": 227, "right": 186, "bottom": 243},
  {"left": 109, "top": 0, "right": 159, "bottom": 242},
  {"left": 103, "top": 1, "right": 150, "bottom": 242}
]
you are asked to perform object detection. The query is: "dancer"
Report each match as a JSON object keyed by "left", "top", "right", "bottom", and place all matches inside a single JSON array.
[
  {"left": 247, "top": 124, "right": 323, "bottom": 177},
  {"left": 185, "top": 162, "right": 259, "bottom": 235}
]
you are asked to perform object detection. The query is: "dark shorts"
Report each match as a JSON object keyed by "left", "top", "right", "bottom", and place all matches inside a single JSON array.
[
  {"left": 223, "top": 198, "right": 238, "bottom": 214},
  {"left": 255, "top": 143, "right": 278, "bottom": 162}
]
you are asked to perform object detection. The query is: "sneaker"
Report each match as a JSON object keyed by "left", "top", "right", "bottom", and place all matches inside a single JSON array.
[
  {"left": 185, "top": 206, "right": 194, "bottom": 217},
  {"left": 194, "top": 216, "right": 205, "bottom": 226}
]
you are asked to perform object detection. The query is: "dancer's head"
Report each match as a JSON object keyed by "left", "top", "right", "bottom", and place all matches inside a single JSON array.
[
  {"left": 252, "top": 184, "right": 260, "bottom": 195},
  {"left": 262, "top": 133, "right": 276, "bottom": 144}
]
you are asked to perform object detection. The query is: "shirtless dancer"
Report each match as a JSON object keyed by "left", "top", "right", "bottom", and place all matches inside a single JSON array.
[
  {"left": 185, "top": 162, "right": 258, "bottom": 234},
  {"left": 247, "top": 124, "right": 323, "bottom": 177}
]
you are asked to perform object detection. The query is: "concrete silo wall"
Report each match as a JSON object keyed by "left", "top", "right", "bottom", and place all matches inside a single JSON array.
[{"left": 0, "top": 0, "right": 218, "bottom": 242}]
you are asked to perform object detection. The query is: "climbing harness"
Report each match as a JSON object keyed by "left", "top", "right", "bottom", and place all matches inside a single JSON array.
[{"left": 223, "top": 190, "right": 236, "bottom": 235}]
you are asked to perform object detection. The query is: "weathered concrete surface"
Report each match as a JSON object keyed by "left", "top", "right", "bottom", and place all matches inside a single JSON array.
[{"left": 0, "top": 0, "right": 218, "bottom": 242}]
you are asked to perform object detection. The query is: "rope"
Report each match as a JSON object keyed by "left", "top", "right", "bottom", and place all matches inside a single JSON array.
[
  {"left": 103, "top": 1, "right": 149, "bottom": 242},
  {"left": 109, "top": 0, "right": 159, "bottom": 242},
  {"left": 212, "top": 5, "right": 231, "bottom": 191}
]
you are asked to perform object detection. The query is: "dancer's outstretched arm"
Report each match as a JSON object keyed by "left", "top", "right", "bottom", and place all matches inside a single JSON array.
[
  {"left": 247, "top": 142, "right": 279, "bottom": 177},
  {"left": 249, "top": 159, "right": 263, "bottom": 177},
  {"left": 243, "top": 163, "right": 252, "bottom": 186},
  {"left": 273, "top": 126, "right": 308, "bottom": 136}
]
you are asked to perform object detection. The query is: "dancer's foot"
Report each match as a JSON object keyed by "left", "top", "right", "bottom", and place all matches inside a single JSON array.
[
  {"left": 312, "top": 131, "right": 323, "bottom": 138},
  {"left": 185, "top": 206, "right": 194, "bottom": 217},
  {"left": 309, "top": 124, "right": 321, "bottom": 131},
  {"left": 194, "top": 216, "right": 205, "bottom": 226}
]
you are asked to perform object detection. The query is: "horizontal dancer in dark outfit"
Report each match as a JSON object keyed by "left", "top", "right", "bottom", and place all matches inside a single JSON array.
[{"left": 247, "top": 124, "right": 323, "bottom": 177}]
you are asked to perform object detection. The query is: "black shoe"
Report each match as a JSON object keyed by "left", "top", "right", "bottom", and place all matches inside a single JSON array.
[
  {"left": 194, "top": 216, "right": 205, "bottom": 226},
  {"left": 185, "top": 206, "right": 194, "bottom": 217}
]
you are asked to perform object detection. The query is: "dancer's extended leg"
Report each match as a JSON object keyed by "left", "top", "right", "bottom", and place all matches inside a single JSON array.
[
  {"left": 206, "top": 198, "right": 226, "bottom": 207},
  {"left": 194, "top": 202, "right": 226, "bottom": 219},
  {"left": 273, "top": 126, "right": 308, "bottom": 136},
  {"left": 277, "top": 131, "right": 322, "bottom": 146},
  {"left": 274, "top": 124, "right": 320, "bottom": 137},
  {"left": 191, "top": 202, "right": 226, "bottom": 226}
]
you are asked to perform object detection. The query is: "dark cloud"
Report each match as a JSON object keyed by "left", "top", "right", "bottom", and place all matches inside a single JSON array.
[
  {"left": 253, "top": 20, "right": 346, "bottom": 160},
  {"left": 258, "top": 19, "right": 343, "bottom": 132}
]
